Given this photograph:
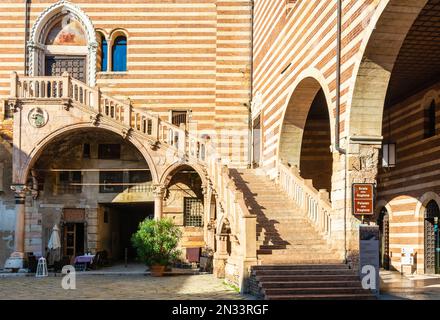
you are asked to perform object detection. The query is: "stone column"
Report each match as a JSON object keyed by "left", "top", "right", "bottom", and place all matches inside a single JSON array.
[
  {"left": 9, "top": 185, "right": 29, "bottom": 265},
  {"left": 153, "top": 185, "right": 165, "bottom": 220},
  {"left": 331, "top": 136, "right": 382, "bottom": 268},
  {"left": 202, "top": 184, "right": 211, "bottom": 244},
  {"left": 213, "top": 234, "right": 229, "bottom": 278}
]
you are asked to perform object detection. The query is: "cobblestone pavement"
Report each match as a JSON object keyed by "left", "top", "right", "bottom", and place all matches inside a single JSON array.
[
  {"left": 0, "top": 274, "right": 254, "bottom": 300},
  {"left": 380, "top": 270, "right": 440, "bottom": 300}
]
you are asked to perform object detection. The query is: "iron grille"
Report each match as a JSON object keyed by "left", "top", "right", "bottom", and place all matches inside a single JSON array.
[{"left": 184, "top": 197, "right": 203, "bottom": 227}]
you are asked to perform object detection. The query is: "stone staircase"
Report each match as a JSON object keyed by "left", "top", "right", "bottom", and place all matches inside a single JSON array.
[
  {"left": 230, "top": 169, "right": 340, "bottom": 265},
  {"left": 230, "top": 169, "right": 374, "bottom": 300},
  {"left": 250, "top": 264, "right": 375, "bottom": 300}
]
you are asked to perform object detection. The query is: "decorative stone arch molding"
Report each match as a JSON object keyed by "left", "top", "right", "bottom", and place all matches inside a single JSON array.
[
  {"left": 415, "top": 192, "right": 440, "bottom": 219},
  {"left": 276, "top": 69, "right": 335, "bottom": 168},
  {"left": 159, "top": 161, "right": 208, "bottom": 188},
  {"left": 375, "top": 199, "right": 393, "bottom": 221},
  {"left": 27, "top": 0, "right": 98, "bottom": 86},
  {"left": 16, "top": 123, "right": 160, "bottom": 186}
]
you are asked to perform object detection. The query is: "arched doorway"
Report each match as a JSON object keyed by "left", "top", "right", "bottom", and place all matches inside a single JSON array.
[
  {"left": 425, "top": 200, "right": 440, "bottom": 274},
  {"left": 377, "top": 207, "right": 390, "bottom": 270},
  {"left": 279, "top": 78, "right": 333, "bottom": 192},
  {"left": 299, "top": 89, "right": 332, "bottom": 192},
  {"left": 161, "top": 164, "right": 207, "bottom": 263}
]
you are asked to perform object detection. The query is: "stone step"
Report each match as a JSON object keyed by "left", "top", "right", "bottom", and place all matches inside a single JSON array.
[
  {"left": 257, "top": 249, "right": 337, "bottom": 256},
  {"left": 252, "top": 264, "right": 349, "bottom": 271},
  {"left": 263, "top": 287, "right": 370, "bottom": 296},
  {"left": 257, "top": 244, "right": 333, "bottom": 251},
  {"left": 258, "top": 258, "right": 342, "bottom": 265},
  {"left": 256, "top": 242, "right": 327, "bottom": 248},
  {"left": 255, "top": 274, "right": 360, "bottom": 282},
  {"left": 264, "top": 293, "right": 375, "bottom": 300},
  {"left": 259, "top": 280, "right": 362, "bottom": 289},
  {"left": 253, "top": 269, "right": 357, "bottom": 276},
  {"left": 256, "top": 235, "right": 326, "bottom": 241}
]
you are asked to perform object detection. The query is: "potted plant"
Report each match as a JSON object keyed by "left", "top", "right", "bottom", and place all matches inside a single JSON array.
[{"left": 131, "top": 218, "right": 182, "bottom": 276}]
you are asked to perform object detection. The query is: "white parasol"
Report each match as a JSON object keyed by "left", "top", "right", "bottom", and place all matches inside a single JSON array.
[{"left": 47, "top": 224, "right": 61, "bottom": 265}]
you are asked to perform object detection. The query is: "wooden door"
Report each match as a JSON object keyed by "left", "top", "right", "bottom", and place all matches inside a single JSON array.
[{"left": 63, "top": 223, "right": 77, "bottom": 258}]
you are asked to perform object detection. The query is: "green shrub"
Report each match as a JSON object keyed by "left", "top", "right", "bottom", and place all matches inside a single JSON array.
[{"left": 131, "top": 218, "right": 182, "bottom": 266}]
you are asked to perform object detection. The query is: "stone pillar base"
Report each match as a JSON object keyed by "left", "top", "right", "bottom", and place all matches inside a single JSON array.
[{"left": 213, "top": 256, "right": 227, "bottom": 278}]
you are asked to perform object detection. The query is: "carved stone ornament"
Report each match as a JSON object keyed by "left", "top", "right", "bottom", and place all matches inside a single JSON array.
[
  {"left": 28, "top": 107, "right": 49, "bottom": 128},
  {"left": 90, "top": 113, "right": 102, "bottom": 126}
]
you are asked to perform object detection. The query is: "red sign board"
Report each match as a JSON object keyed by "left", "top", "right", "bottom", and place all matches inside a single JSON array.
[{"left": 352, "top": 183, "right": 374, "bottom": 215}]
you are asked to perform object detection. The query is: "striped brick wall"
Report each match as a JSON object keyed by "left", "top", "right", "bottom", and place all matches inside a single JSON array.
[
  {"left": 252, "top": 0, "right": 379, "bottom": 173},
  {"left": 377, "top": 82, "right": 440, "bottom": 273},
  {"left": 0, "top": 0, "right": 252, "bottom": 165}
]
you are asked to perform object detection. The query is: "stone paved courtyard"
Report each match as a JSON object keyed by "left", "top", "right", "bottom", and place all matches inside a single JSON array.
[
  {"left": 0, "top": 274, "right": 253, "bottom": 300},
  {"left": 380, "top": 270, "right": 440, "bottom": 300}
]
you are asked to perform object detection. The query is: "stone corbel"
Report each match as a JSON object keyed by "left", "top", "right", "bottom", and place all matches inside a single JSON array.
[
  {"left": 10, "top": 184, "right": 29, "bottom": 201},
  {"left": 7, "top": 100, "right": 21, "bottom": 113},
  {"left": 90, "top": 113, "right": 102, "bottom": 126},
  {"left": 61, "top": 98, "right": 72, "bottom": 111},
  {"left": 122, "top": 127, "right": 133, "bottom": 139},
  {"left": 149, "top": 140, "right": 160, "bottom": 150}
]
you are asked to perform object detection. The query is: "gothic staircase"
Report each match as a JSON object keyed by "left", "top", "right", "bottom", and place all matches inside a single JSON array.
[
  {"left": 230, "top": 169, "right": 375, "bottom": 300},
  {"left": 9, "top": 72, "right": 209, "bottom": 165}
]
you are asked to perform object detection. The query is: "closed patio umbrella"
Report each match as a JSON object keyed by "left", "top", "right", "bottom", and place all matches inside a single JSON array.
[{"left": 47, "top": 224, "right": 61, "bottom": 265}]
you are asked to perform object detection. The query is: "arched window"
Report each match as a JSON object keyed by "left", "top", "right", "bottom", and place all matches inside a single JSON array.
[
  {"left": 112, "top": 36, "right": 127, "bottom": 72},
  {"left": 101, "top": 36, "right": 108, "bottom": 72},
  {"left": 424, "top": 99, "right": 436, "bottom": 139}
]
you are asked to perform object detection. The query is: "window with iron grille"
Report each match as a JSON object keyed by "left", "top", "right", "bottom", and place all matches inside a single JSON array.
[{"left": 184, "top": 197, "right": 203, "bottom": 227}]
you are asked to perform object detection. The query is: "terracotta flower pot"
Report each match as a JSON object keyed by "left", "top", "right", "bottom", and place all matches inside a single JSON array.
[{"left": 150, "top": 264, "right": 166, "bottom": 277}]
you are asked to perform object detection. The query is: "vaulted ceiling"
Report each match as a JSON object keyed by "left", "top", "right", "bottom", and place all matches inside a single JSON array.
[{"left": 386, "top": 0, "right": 440, "bottom": 106}]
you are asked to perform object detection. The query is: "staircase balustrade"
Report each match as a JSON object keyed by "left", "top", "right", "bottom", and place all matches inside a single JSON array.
[{"left": 278, "top": 161, "right": 333, "bottom": 242}]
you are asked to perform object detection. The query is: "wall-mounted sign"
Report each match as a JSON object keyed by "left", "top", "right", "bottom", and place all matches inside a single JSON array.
[
  {"left": 63, "top": 208, "right": 85, "bottom": 222},
  {"left": 401, "top": 247, "right": 415, "bottom": 266},
  {"left": 352, "top": 183, "right": 375, "bottom": 215}
]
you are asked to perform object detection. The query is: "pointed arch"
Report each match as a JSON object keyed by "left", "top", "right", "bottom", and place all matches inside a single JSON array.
[{"left": 28, "top": 0, "right": 98, "bottom": 85}]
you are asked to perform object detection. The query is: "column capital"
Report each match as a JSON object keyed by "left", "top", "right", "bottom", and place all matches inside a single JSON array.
[
  {"left": 10, "top": 184, "right": 29, "bottom": 198},
  {"left": 153, "top": 184, "right": 166, "bottom": 198}
]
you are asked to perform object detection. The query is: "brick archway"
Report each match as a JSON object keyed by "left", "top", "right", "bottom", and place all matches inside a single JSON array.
[
  {"left": 278, "top": 74, "right": 333, "bottom": 191},
  {"left": 348, "top": 0, "right": 428, "bottom": 138}
]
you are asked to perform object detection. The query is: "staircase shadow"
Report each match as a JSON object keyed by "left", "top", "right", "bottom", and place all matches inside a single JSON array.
[{"left": 229, "top": 169, "right": 290, "bottom": 250}]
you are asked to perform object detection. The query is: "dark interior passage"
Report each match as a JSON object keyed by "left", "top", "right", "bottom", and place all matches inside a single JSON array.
[
  {"left": 299, "top": 89, "right": 333, "bottom": 192},
  {"left": 100, "top": 202, "right": 154, "bottom": 262}
]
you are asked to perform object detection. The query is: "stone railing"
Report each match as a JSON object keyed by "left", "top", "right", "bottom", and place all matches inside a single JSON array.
[
  {"left": 277, "top": 161, "right": 333, "bottom": 243},
  {"left": 9, "top": 72, "right": 209, "bottom": 161},
  {"left": 206, "top": 152, "right": 257, "bottom": 291}
]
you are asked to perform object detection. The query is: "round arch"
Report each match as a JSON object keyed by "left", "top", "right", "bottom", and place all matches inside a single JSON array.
[
  {"left": 276, "top": 69, "right": 335, "bottom": 168},
  {"left": 375, "top": 199, "right": 393, "bottom": 221},
  {"left": 18, "top": 123, "right": 159, "bottom": 185},
  {"left": 28, "top": 0, "right": 98, "bottom": 86},
  {"left": 347, "top": 0, "right": 428, "bottom": 139},
  {"left": 159, "top": 162, "right": 208, "bottom": 188}
]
